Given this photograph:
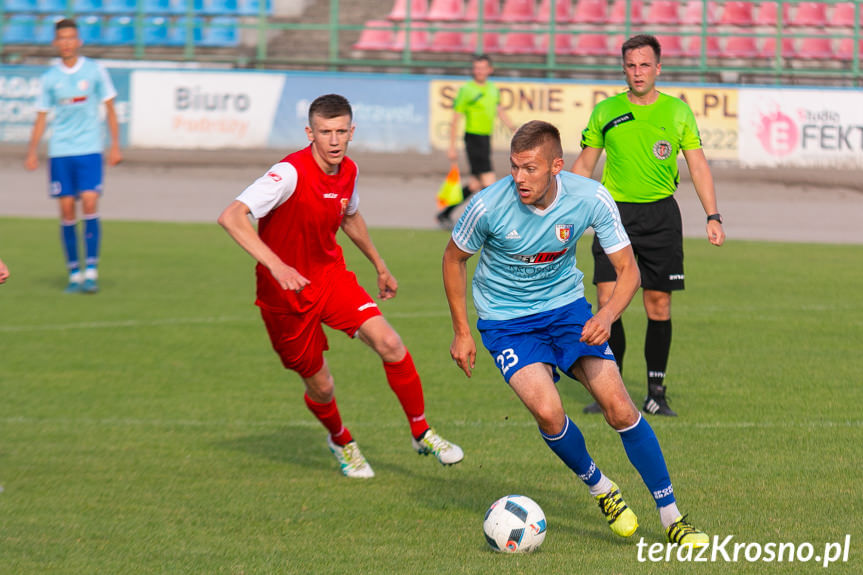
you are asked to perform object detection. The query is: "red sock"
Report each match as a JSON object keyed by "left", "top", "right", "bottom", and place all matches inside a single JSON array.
[
  {"left": 304, "top": 393, "right": 353, "bottom": 446},
  {"left": 383, "top": 351, "right": 429, "bottom": 439}
]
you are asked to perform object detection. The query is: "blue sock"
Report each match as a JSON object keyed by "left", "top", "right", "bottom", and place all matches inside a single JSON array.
[
  {"left": 61, "top": 220, "right": 79, "bottom": 273},
  {"left": 618, "top": 414, "right": 675, "bottom": 507},
  {"left": 84, "top": 215, "right": 100, "bottom": 268},
  {"left": 541, "top": 416, "right": 601, "bottom": 486}
]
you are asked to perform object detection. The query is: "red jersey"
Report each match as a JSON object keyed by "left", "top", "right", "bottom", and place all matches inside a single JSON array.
[{"left": 238, "top": 145, "right": 359, "bottom": 313}]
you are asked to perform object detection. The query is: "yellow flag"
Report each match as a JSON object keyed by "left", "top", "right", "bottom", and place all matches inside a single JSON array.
[{"left": 436, "top": 164, "right": 463, "bottom": 210}]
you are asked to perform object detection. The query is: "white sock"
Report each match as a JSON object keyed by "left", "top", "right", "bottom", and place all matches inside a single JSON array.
[
  {"left": 659, "top": 502, "right": 683, "bottom": 529},
  {"left": 84, "top": 267, "right": 98, "bottom": 280},
  {"left": 588, "top": 473, "right": 614, "bottom": 497},
  {"left": 69, "top": 270, "right": 83, "bottom": 283}
]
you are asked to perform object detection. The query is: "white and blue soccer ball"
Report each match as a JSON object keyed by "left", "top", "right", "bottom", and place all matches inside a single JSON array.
[{"left": 483, "top": 494, "right": 547, "bottom": 553}]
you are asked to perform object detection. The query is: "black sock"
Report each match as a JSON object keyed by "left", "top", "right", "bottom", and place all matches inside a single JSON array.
[
  {"left": 608, "top": 318, "right": 626, "bottom": 374},
  {"left": 645, "top": 318, "right": 672, "bottom": 392}
]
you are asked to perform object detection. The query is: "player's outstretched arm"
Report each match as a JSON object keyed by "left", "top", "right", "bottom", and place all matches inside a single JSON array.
[
  {"left": 571, "top": 145, "right": 602, "bottom": 178},
  {"left": 217, "top": 200, "right": 309, "bottom": 292},
  {"left": 442, "top": 239, "right": 476, "bottom": 377},
  {"left": 24, "top": 112, "right": 47, "bottom": 171},
  {"left": 682, "top": 147, "right": 725, "bottom": 247},
  {"left": 340, "top": 211, "right": 396, "bottom": 300},
  {"left": 581, "top": 245, "right": 640, "bottom": 346}
]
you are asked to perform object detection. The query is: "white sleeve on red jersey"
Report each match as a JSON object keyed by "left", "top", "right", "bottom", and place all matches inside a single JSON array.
[
  {"left": 345, "top": 166, "right": 359, "bottom": 216},
  {"left": 235, "top": 162, "right": 299, "bottom": 219}
]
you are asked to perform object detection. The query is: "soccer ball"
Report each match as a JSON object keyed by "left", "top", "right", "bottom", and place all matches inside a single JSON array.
[{"left": 482, "top": 495, "right": 547, "bottom": 553}]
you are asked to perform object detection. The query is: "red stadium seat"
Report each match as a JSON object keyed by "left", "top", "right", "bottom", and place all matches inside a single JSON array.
[
  {"left": 538, "top": 32, "right": 578, "bottom": 55},
  {"left": 836, "top": 37, "right": 863, "bottom": 60},
  {"left": 388, "top": 0, "right": 429, "bottom": 21},
  {"left": 466, "top": 0, "right": 502, "bottom": 22},
  {"left": 573, "top": 33, "right": 611, "bottom": 55},
  {"left": 796, "top": 36, "right": 833, "bottom": 59},
  {"left": 654, "top": 35, "right": 685, "bottom": 57},
  {"left": 680, "top": 0, "right": 717, "bottom": 25},
  {"left": 754, "top": 2, "right": 790, "bottom": 26},
  {"left": 833, "top": 3, "right": 858, "bottom": 28},
  {"left": 353, "top": 20, "right": 396, "bottom": 50},
  {"left": 791, "top": 2, "right": 827, "bottom": 27},
  {"left": 722, "top": 35, "right": 758, "bottom": 58},
  {"left": 427, "top": 0, "right": 465, "bottom": 20},
  {"left": 428, "top": 25, "right": 470, "bottom": 51},
  {"left": 719, "top": 1, "right": 753, "bottom": 26},
  {"left": 759, "top": 36, "right": 795, "bottom": 58},
  {"left": 647, "top": 1, "right": 679, "bottom": 25},
  {"left": 392, "top": 23, "right": 431, "bottom": 50},
  {"left": 499, "top": 31, "right": 540, "bottom": 53},
  {"left": 685, "top": 34, "right": 720, "bottom": 57},
  {"left": 500, "top": 0, "right": 535, "bottom": 21},
  {"left": 468, "top": 31, "right": 503, "bottom": 51},
  {"left": 536, "top": 0, "right": 574, "bottom": 22},
  {"left": 608, "top": 0, "right": 644, "bottom": 24},
  {"left": 571, "top": 0, "right": 608, "bottom": 24}
]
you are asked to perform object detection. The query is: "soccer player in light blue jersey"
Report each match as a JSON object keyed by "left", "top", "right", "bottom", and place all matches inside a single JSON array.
[
  {"left": 443, "top": 120, "right": 708, "bottom": 547},
  {"left": 25, "top": 18, "right": 122, "bottom": 294}
]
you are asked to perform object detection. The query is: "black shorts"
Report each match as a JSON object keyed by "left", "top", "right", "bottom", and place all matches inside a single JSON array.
[
  {"left": 464, "top": 132, "right": 493, "bottom": 176},
  {"left": 592, "top": 195, "right": 684, "bottom": 292}
]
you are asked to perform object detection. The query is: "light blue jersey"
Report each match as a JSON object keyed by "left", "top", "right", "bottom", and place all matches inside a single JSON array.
[
  {"left": 37, "top": 57, "right": 117, "bottom": 158},
  {"left": 452, "top": 171, "right": 630, "bottom": 321}
]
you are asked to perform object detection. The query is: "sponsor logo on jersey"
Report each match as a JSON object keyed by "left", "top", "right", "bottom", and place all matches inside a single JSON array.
[
  {"left": 505, "top": 229, "right": 521, "bottom": 240},
  {"left": 512, "top": 247, "right": 567, "bottom": 264},
  {"left": 668, "top": 273, "right": 685, "bottom": 281},
  {"left": 267, "top": 171, "right": 282, "bottom": 182},
  {"left": 653, "top": 140, "right": 673, "bottom": 160},
  {"left": 60, "top": 95, "right": 88, "bottom": 106},
  {"left": 555, "top": 224, "right": 573, "bottom": 243},
  {"left": 323, "top": 193, "right": 339, "bottom": 198},
  {"left": 601, "top": 112, "right": 635, "bottom": 136}
]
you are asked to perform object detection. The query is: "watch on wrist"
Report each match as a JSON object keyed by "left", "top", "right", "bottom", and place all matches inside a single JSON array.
[{"left": 707, "top": 213, "right": 723, "bottom": 224}]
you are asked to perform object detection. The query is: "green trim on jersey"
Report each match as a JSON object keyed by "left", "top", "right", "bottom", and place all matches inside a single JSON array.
[
  {"left": 453, "top": 80, "right": 500, "bottom": 136},
  {"left": 581, "top": 92, "right": 702, "bottom": 203}
]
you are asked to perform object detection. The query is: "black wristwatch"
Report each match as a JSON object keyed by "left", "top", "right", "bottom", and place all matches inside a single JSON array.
[{"left": 707, "top": 213, "right": 723, "bottom": 224}]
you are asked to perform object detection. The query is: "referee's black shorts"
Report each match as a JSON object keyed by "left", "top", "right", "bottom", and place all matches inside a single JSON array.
[
  {"left": 463, "top": 132, "right": 493, "bottom": 176},
  {"left": 592, "top": 195, "right": 685, "bottom": 292}
]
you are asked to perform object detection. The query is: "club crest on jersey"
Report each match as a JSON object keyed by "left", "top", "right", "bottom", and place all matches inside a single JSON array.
[
  {"left": 555, "top": 224, "right": 574, "bottom": 243},
  {"left": 653, "top": 140, "right": 673, "bottom": 160},
  {"left": 267, "top": 171, "right": 282, "bottom": 182}
]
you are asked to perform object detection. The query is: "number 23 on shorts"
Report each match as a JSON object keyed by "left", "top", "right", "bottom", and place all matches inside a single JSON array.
[{"left": 496, "top": 348, "right": 519, "bottom": 376}]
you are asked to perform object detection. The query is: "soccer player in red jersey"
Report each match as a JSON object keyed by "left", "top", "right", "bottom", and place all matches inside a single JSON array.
[{"left": 218, "top": 94, "right": 463, "bottom": 478}]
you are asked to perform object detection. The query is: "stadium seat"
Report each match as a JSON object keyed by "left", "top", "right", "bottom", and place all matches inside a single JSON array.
[
  {"left": 573, "top": 33, "right": 610, "bottom": 55},
  {"left": 722, "top": 35, "right": 758, "bottom": 58},
  {"left": 500, "top": 0, "right": 534, "bottom": 22},
  {"left": 103, "top": 0, "right": 137, "bottom": 13},
  {"left": 685, "top": 34, "right": 720, "bottom": 57},
  {"left": 647, "top": 1, "right": 679, "bottom": 25},
  {"left": 77, "top": 14, "right": 102, "bottom": 43},
  {"left": 572, "top": 0, "right": 607, "bottom": 24},
  {"left": 465, "top": 0, "right": 502, "bottom": 22},
  {"left": 836, "top": 37, "right": 862, "bottom": 60},
  {"left": 237, "top": 0, "right": 270, "bottom": 15},
  {"left": 143, "top": 16, "right": 170, "bottom": 44},
  {"left": 166, "top": 0, "right": 192, "bottom": 14},
  {"left": 796, "top": 36, "right": 833, "bottom": 59},
  {"left": 102, "top": 15, "right": 135, "bottom": 43},
  {"left": 719, "top": 1, "right": 753, "bottom": 26},
  {"left": 759, "top": 36, "right": 795, "bottom": 58},
  {"left": 833, "top": 3, "right": 858, "bottom": 28},
  {"left": 754, "top": 2, "right": 790, "bottom": 26},
  {"left": 388, "top": 0, "right": 428, "bottom": 21},
  {"left": 353, "top": 20, "right": 396, "bottom": 50},
  {"left": 608, "top": 0, "right": 643, "bottom": 25},
  {"left": 201, "top": 15, "right": 238, "bottom": 45},
  {"left": 5, "top": 0, "right": 39, "bottom": 11},
  {"left": 538, "top": 32, "right": 577, "bottom": 55},
  {"left": 680, "top": 0, "right": 717, "bottom": 25},
  {"left": 499, "top": 31, "right": 539, "bottom": 54},
  {"left": 535, "top": 0, "right": 574, "bottom": 23},
  {"left": 653, "top": 34, "right": 684, "bottom": 56},
  {"left": 199, "top": 0, "right": 238, "bottom": 15},
  {"left": 167, "top": 16, "right": 202, "bottom": 45},
  {"left": 467, "top": 31, "right": 502, "bottom": 52},
  {"left": 392, "top": 23, "right": 431, "bottom": 50},
  {"left": 35, "top": 14, "right": 61, "bottom": 42},
  {"left": 144, "top": 0, "right": 173, "bottom": 12},
  {"left": 428, "top": 25, "right": 470, "bottom": 51},
  {"left": 73, "top": 0, "right": 103, "bottom": 12},
  {"left": 3, "top": 15, "right": 39, "bottom": 44},
  {"left": 426, "top": 0, "right": 464, "bottom": 21},
  {"left": 790, "top": 2, "right": 827, "bottom": 27},
  {"left": 37, "top": 0, "right": 68, "bottom": 12}
]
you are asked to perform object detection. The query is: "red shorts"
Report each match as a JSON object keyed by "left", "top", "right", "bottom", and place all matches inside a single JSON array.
[{"left": 259, "top": 269, "right": 382, "bottom": 378}]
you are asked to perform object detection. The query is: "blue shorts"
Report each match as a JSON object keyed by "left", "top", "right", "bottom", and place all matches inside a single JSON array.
[
  {"left": 477, "top": 298, "right": 616, "bottom": 384},
  {"left": 49, "top": 153, "right": 103, "bottom": 198}
]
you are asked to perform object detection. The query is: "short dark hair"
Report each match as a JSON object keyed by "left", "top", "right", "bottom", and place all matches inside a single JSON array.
[
  {"left": 55, "top": 18, "right": 78, "bottom": 32},
  {"left": 621, "top": 34, "right": 661, "bottom": 61},
  {"left": 473, "top": 53, "right": 492, "bottom": 66},
  {"left": 511, "top": 120, "right": 563, "bottom": 159},
  {"left": 308, "top": 94, "right": 352, "bottom": 125}
]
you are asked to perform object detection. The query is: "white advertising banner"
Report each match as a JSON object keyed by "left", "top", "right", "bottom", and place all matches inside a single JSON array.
[
  {"left": 739, "top": 88, "right": 863, "bottom": 168},
  {"left": 129, "top": 70, "right": 284, "bottom": 149}
]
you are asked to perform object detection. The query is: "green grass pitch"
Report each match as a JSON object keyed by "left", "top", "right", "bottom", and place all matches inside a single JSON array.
[{"left": 0, "top": 217, "right": 861, "bottom": 574}]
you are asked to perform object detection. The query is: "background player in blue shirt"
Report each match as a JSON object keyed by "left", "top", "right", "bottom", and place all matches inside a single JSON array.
[
  {"left": 25, "top": 18, "right": 122, "bottom": 294},
  {"left": 442, "top": 120, "right": 707, "bottom": 546}
]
